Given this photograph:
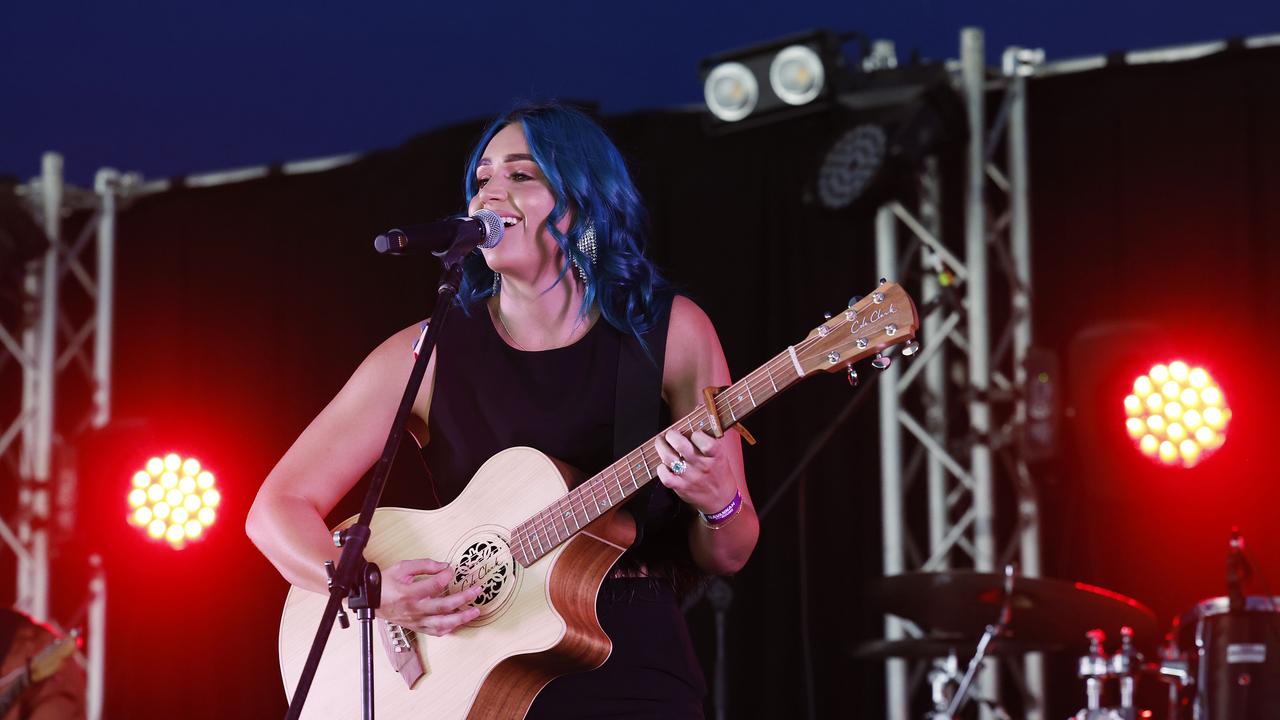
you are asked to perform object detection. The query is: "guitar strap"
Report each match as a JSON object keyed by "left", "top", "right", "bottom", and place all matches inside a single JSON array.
[{"left": 612, "top": 295, "right": 673, "bottom": 547}]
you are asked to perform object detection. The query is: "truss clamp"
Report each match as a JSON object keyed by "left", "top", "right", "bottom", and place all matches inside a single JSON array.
[{"left": 1002, "top": 47, "right": 1046, "bottom": 77}]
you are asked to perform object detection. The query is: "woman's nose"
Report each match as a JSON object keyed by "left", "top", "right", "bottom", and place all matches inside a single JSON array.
[
  {"left": 480, "top": 179, "right": 507, "bottom": 201},
  {"left": 471, "top": 184, "right": 504, "bottom": 212}
]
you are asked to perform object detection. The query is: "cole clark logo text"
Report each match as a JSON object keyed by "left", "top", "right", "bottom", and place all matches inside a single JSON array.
[{"left": 849, "top": 303, "right": 898, "bottom": 335}]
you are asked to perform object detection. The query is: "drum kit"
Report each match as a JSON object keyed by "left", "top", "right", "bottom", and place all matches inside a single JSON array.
[{"left": 856, "top": 533, "right": 1278, "bottom": 719}]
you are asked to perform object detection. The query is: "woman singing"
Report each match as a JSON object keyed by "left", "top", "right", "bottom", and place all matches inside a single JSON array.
[{"left": 247, "top": 102, "right": 758, "bottom": 718}]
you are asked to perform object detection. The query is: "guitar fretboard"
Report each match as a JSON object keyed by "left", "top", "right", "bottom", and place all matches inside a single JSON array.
[{"left": 508, "top": 345, "right": 806, "bottom": 567}]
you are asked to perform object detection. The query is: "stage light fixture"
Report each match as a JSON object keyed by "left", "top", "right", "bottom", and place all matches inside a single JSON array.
[
  {"left": 125, "top": 453, "right": 220, "bottom": 548},
  {"left": 704, "top": 62, "right": 758, "bottom": 123},
  {"left": 808, "top": 66, "right": 965, "bottom": 213},
  {"left": 816, "top": 124, "right": 888, "bottom": 211},
  {"left": 700, "top": 30, "right": 857, "bottom": 128},
  {"left": 770, "top": 45, "right": 825, "bottom": 106},
  {"left": 1122, "top": 361, "right": 1230, "bottom": 468}
]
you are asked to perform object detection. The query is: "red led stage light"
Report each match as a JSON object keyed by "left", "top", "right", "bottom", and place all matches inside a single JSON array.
[
  {"left": 1123, "top": 361, "right": 1230, "bottom": 468},
  {"left": 126, "top": 453, "right": 220, "bottom": 548}
]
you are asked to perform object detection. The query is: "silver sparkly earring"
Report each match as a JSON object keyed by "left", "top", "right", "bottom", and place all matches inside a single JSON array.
[
  {"left": 491, "top": 271, "right": 502, "bottom": 296},
  {"left": 573, "top": 222, "right": 598, "bottom": 283}
]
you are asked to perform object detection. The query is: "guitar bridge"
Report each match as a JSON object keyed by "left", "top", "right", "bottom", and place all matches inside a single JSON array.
[{"left": 379, "top": 621, "right": 425, "bottom": 688}]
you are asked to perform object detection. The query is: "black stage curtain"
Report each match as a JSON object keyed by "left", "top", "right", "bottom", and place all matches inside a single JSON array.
[
  {"left": 28, "top": 44, "right": 1280, "bottom": 719},
  {"left": 1029, "top": 46, "right": 1280, "bottom": 715}
]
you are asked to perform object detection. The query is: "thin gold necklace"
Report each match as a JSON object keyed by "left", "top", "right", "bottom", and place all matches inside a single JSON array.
[
  {"left": 495, "top": 300, "right": 584, "bottom": 351},
  {"left": 495, "top": 305, "right": 531, "bottom": 351}
]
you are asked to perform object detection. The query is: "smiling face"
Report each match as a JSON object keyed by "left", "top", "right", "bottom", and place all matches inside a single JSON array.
[{"left": 468, "top": 123, "right": 568, "bottom": 285}]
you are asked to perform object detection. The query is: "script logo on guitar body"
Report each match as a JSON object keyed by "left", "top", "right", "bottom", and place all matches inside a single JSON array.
[{"left": 448, "top": 526, "right": 521, "bottom": 625}]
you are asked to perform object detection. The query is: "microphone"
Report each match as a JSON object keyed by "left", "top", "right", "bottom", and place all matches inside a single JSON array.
[{"left": 373, "top": 209, "right": 504, "bottom": 256}]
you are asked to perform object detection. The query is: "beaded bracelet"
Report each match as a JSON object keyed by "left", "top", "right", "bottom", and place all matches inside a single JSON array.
[{"left": 698, "top": 489, "right": 743, "bottom": 530}]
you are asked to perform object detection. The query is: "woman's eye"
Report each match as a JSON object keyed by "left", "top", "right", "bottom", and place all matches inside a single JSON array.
[
  {"left": 511, "top": 171, "right": 532, "bottom": 182},
  {"left": 476, "top": 177, "right": 489, "bottom": 188}
]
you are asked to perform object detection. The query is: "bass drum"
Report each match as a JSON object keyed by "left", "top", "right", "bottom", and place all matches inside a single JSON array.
[{"left": 1167, "top": 596, "right": 1280, "bottom": 719}]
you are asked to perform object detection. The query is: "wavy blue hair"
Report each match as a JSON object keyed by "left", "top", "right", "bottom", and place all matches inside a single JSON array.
[{"left": 457, "top": 103, "right": 670, "bottom": 340}]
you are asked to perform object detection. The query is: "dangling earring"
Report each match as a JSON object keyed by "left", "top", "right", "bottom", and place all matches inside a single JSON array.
[
  {"left": 572, "top": 222, "right": 598, "bottom": 284},
  {"left": 492, "top": 271, "right": 502, "bottom": 296}
]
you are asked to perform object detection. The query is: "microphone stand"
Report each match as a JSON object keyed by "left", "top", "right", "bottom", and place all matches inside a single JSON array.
[{"left": 284, "top": 238, "right": 476, "bottom": 720}]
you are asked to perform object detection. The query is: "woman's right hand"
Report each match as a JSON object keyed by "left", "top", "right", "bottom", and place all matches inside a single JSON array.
[{"left": 378, "top": 558, "right": 484, "bottom": 636}]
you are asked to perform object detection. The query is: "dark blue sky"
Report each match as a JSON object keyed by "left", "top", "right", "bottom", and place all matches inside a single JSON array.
[{"left": 4, "top": 1, "right": 1278, "bottom": 186}]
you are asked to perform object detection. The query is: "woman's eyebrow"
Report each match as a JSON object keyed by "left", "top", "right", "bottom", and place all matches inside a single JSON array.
[{"left": 477, "top": 153, "right": 537, "bottom": 167}]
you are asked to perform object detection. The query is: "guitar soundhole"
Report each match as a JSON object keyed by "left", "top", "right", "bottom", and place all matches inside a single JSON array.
[
  {"left": 448, "top": 527, "right": 521, "bottom": 625},
  {"left": 456, "top": 540, "right": 508, "bottom": 605}
]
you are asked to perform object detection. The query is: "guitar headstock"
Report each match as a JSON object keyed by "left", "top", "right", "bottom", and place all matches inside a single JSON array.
[{"left": 795, "top": 280, "right": 920, "bottom": 377}]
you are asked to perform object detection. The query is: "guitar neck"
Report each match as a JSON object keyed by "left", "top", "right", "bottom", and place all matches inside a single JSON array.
[{"left": 510, "top": 345, "right": 806, "bottom": 566}]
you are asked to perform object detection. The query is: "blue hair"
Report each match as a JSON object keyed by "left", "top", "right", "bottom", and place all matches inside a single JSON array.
[{"left": 457, "top": 103, "right": 671, "bottom": 340}]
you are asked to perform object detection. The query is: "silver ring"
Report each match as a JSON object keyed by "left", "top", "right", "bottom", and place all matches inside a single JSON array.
[{"left": 669, "top": 458, "right": 688, "bottom": 475}]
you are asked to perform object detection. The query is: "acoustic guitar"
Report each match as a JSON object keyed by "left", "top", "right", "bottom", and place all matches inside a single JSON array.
[
  {"left": 0, "top": 628, "right": 80, "bottom": 717},
  {"left": 279, "top": 282, "right": 918, "bottom": 718}
]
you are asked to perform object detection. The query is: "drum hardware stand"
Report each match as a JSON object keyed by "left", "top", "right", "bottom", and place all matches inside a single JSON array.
[
  {"left": 1073, "top": 626, "right": 1144, "bottom": 720},
  {"left": 930, "top": 564, "right": 1017, "bottom": 720},
  {"left": 928, "top": 653, "right": 960, "bottom": 712},
  {"left": 927, "top": 653, "right": 1010, "bottom": 718},
  {"left": 1155, "top": 659, "right": 1190, "bottom": 720}
]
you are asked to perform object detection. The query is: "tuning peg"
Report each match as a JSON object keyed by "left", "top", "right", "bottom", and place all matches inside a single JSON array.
[
  {"left": 847, "top": 295, "right": 863, "bottom": 307},
  {"left": 902, "top": 340, "right": 920, "bottom": 356},
  {"left": 846, "top": 365, "right": 859, "bottom": 387},
  {"left": 878, "top": 277, "right": 887, "bottom": 285},
  {"left": 871, "top": 354, "right": 892, "bottom": 370},
  {"left": 823, "top": 311, "right": 833, "bottom": 320}
]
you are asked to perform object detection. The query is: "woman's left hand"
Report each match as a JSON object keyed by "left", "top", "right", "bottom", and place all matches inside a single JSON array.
[{"left": 655, "top": 429, "right": 738, "bottom": 515}]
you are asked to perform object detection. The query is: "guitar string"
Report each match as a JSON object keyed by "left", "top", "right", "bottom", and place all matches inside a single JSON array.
[
  {"left": 512, "top": 347, "right": 826, "bottom": 558},
  {"left": 509, "top": 307, "right": 893, "bottom": 558},
  {"left": 509, "top": 300, "right": 903, "bottom": 560},
  {"left": 509, "top": 351, "right": 795, "bottom": 558},
  {"left": 510, "top": 321, "right": 856, "bottom": 560},
  {"left": 509, "top": 386, "right": 750, "bottom": 560}
]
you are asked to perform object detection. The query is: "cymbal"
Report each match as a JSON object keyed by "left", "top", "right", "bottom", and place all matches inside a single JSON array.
[
  {"left": 866, "top": 571, "right": 1160, "bottom": 649},
  {"left": 850, "top": 636, "right": 1054, "bottom": 661}
]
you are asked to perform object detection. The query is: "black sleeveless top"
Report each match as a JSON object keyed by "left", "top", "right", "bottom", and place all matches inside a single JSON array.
[{"left": 417, "top": 297, "right": 689, "bottom": 575}]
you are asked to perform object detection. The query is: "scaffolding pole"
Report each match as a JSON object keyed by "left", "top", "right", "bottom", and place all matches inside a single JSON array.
[
  {"left": 877, "top": 206, "right": 910, "bottom": 720},
  {"left": 919, "top": 157, "right": 950, "bottom": 571},
  {"left": 877, "top": 27, "right": 1044, "bottom": 719},
  {"left": 1005, "top": 44, "right": 1046, "bottom": 720},
  {"left": 13, "top": 152, "right": 64, "bottom": 621},
  {"left": 3, "top": 152, "right": 128, "bottom": 720}
]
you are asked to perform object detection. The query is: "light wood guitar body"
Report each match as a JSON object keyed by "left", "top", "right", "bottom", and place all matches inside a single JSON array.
[{"left": 279, "top": 447, "right": 636, "bottom": 720}]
